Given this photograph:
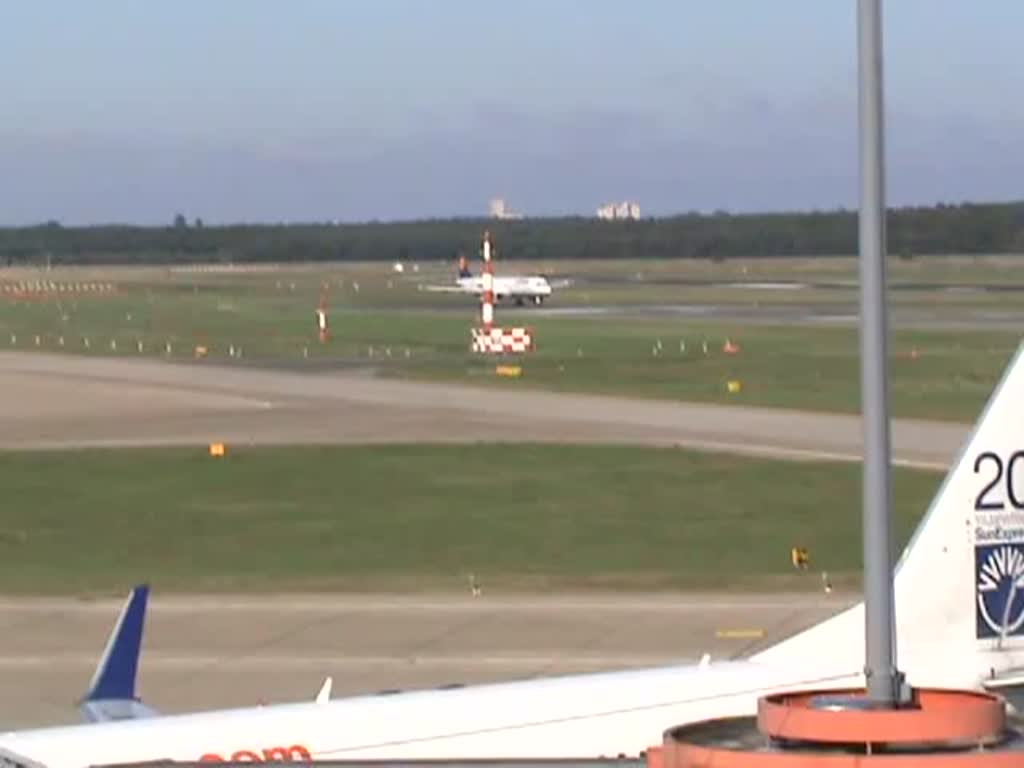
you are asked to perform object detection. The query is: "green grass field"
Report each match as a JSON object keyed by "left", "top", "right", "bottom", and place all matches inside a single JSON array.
[
  {"left": 0, "top": 260, "right": 1018, "bottom": 420},
  {"left": 399, "top": 319, "right": 1014, "bottom": 421},
  {"left": 0, "top": 444, "right": 941, "bottom": 595}
]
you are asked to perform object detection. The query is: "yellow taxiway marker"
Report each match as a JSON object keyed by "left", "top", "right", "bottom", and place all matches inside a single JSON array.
[{"left": 714, "top": 628, "right": 766, "bottom": 639}]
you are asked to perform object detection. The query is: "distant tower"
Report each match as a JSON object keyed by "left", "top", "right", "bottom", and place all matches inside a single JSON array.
[
  {"left": 489, "top": 198, "right": 523, "bottom": 220},
  {"left": 596, "top": 201, "right": 640, "bottom": 220}
]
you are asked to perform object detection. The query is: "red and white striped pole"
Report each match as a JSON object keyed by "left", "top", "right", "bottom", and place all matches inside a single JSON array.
[
  {"left": 316, "top": 281, "right": 329, "bottom": 343},
  {"left": 480, "top": 230, "right": 495, "bottom": 332}
]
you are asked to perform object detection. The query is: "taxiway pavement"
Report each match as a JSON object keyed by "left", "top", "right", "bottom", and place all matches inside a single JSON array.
[
  {"left": 0, "top": 352, "right": 965, "bottom": 469},
  {"left": 0, "top": 592, "right": 855, "bottom": 729}
]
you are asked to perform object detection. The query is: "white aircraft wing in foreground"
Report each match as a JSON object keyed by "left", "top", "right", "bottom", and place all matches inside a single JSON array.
[{"left": 5, "top": 345, "right": 1024, "bottom": 765}]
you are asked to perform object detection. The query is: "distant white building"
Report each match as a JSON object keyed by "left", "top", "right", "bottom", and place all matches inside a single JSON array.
[
  {"left": 596, "top": 201, "right": 641, "bottom": 220},
  {"left": 489, "top": 198, "right": 524, "bottom": 220}
]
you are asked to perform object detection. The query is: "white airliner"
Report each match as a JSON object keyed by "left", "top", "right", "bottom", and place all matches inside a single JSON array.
[
  {"left": 421, "top": 259, "right": 553, "bottom": 306},
  {"left": 4, "top": 345, "right": 1024, "bottom": 766}
]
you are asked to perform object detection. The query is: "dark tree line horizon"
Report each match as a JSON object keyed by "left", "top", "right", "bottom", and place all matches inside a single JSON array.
[{"left": 2, "top": 200, "right": 1023, "bottom": 266}]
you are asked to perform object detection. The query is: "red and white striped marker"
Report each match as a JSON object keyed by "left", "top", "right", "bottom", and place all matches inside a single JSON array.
[
  {"left": 471, "top": 327, "right": 535, "bottom": 354},
  {"left": 480, "top": 230, "right": 495, "bottom": 330},
  {"left": 471, "top": 230, "right": 537, "bottom": 356},
  {"left": 315, "top": 281, "right": 329, "bottom": 343}
]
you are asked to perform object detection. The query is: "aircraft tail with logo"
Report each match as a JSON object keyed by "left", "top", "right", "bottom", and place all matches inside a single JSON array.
[{"left": 753, "top": 342, "right": 1024, "bottom": 706}]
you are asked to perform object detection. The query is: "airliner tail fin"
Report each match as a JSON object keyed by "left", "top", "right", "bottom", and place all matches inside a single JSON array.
[
  {"left": 755, "top": 343, "right": 1024, "bottom": 696},
  {"left": 80, "top": 584, "right": 159, "bottom": 722}
]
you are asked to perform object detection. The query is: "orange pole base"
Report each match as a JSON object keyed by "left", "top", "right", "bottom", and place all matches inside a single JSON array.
[{"left": 654, "top": 688, "right": 1022, "bottom": 766}]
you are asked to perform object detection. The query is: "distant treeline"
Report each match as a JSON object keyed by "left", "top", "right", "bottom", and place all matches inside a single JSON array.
[{"left": 3, "top": 201, "right": 1024, "bottom": 266}]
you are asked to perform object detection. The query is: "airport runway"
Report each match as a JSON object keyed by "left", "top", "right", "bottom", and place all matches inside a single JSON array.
[
  {"left": 0, "top": 352, "right": 966, "bottom": 468},
  {"left": 0, "top": 592, "right": 855, "bottom": 729}
]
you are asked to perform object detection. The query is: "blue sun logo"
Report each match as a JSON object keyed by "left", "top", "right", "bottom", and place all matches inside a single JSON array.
[{"left": 976, "top": 544, "right": 1024, "bottom": 639}]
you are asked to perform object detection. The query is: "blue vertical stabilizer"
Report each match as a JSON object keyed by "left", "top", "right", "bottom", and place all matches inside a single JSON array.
[{"left": 80, "top": 585, "right": 159, "bottom": 722}]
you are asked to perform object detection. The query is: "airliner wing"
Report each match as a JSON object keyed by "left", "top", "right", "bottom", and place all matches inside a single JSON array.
[{"left": 78, "top": 585, "right": 160, "bottom": 722}]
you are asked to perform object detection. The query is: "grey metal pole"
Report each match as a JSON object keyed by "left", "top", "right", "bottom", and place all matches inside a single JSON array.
[{"left": 857, "top": 0, "right": 901, "bottom": 705}]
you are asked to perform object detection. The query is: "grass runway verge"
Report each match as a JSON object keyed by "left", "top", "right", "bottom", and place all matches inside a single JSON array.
[
  {"left": 0, "top": 263, "right": 1016, "bottom": 420},
  {"left": 398, "top": 319, "right": 1013, "bottom": 422},
  {"left": 0, "top": 444, "right": 941, "bottom": 594}
]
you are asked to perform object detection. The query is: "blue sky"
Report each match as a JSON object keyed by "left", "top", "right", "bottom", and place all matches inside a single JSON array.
[{"left": 1, "top": 1, "right": 1021, "bottom": 224}]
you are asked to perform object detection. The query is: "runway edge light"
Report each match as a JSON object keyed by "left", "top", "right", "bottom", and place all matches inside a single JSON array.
[{"left": 209, "top": 442, "right": 227, "bottom": 458}]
